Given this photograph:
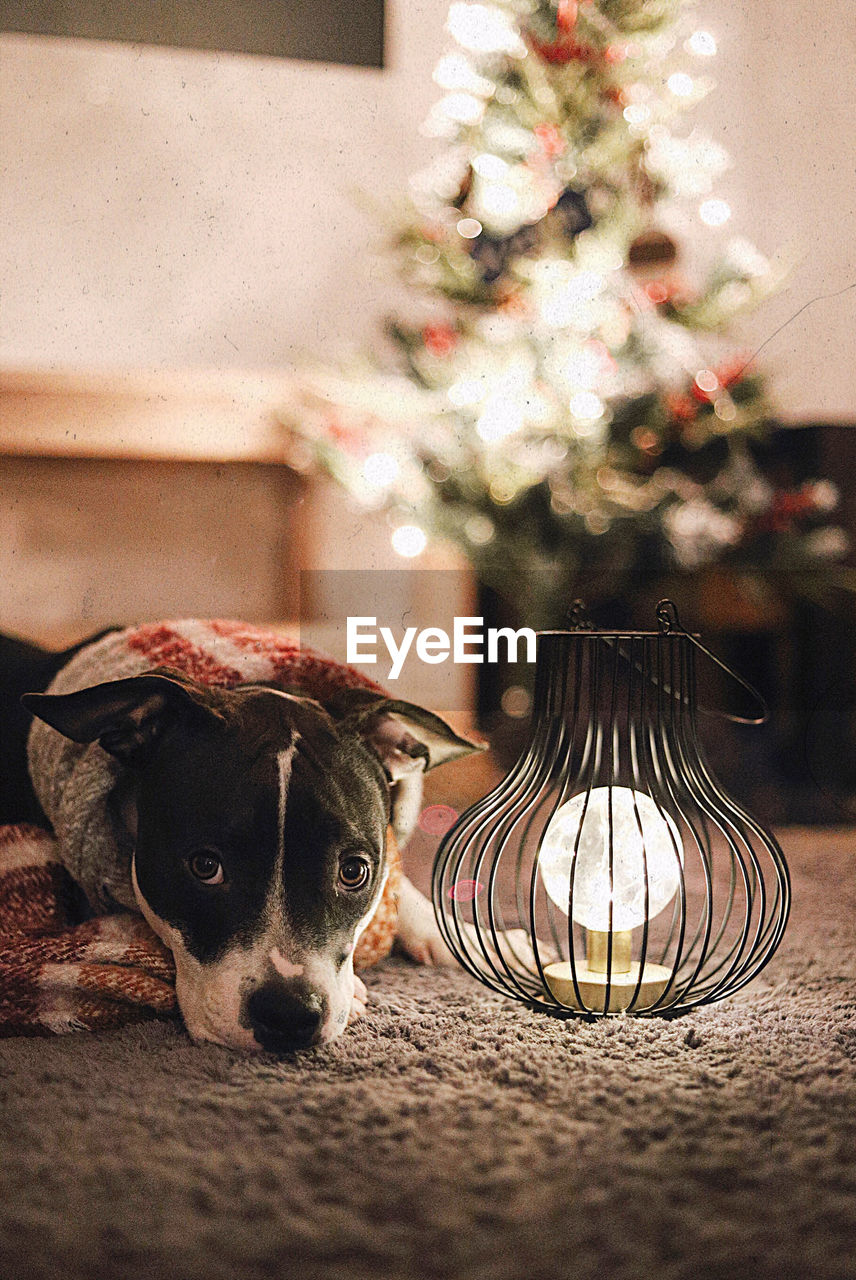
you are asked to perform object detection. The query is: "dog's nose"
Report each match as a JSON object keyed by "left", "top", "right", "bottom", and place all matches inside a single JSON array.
[{"left": 245, "top": 980, "right": 325, "bottom": 1052}]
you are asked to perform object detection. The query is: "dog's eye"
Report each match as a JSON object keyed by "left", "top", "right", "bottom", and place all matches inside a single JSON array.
[
  {"left": 189, "top": 851, "right": 225, "bottom": 885},
  {"left": 338, "top": 855, "right": 371, "bottom": 892}
]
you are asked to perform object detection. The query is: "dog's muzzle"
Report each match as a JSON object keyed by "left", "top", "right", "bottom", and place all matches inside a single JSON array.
[{"left": 243, "top": 977, "right": 327, "bottom": 1052}]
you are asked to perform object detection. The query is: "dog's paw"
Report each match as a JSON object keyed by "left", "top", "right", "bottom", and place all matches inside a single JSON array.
[
  {"left": 399, "top": 926, "right": 456, "bottom": 967},
  {"left": 395, "top": 877, "right": 456, "bottom": 966},
  {"left": 395, "top": 877, "right": 559, "bottom": 971},
  {"left": 477, "top": 926, "right": 557, "bottom": 974},
  {"left": 348, "top": 972, "right": 369, "bottom": 1024}
]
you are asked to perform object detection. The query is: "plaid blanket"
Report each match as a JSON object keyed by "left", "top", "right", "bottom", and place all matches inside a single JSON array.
[
  {"left": 0, "top": 822, "right": 400, "bottom": 1037},
  {"left": 0, "top": 823, "right": 177, "bottom": 1036}
]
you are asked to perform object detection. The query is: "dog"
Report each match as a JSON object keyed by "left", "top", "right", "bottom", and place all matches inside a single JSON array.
[{"left": 0, "top": 621, "right": 482, "bottom": 1053}]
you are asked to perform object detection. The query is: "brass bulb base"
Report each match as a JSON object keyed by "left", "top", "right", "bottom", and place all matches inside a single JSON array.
[
  {"left": 544, "top": 957, "right": 672, "bottom": 1013},
  {"left": 586, "top": 928, "right": 632, "bottom": 974}
]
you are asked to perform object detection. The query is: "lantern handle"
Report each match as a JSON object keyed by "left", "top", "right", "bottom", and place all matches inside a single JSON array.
[
  {"left": 565, "top": 599, "right": 594, "bottom": 629},
  {"left": 656, "top": 599, "right": 770, "bottom": 726}
]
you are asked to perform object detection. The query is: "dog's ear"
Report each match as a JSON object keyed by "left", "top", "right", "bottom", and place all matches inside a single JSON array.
[
  {"left": 22, "top": 670, "right": 221, "bottom": 765},
  {"left": 323, "top": 688, "right": 485, "bottom": 782}
]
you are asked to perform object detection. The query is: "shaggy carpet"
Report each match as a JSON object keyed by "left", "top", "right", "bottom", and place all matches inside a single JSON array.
[{"left": 0, "top": 825, "right": 854, "bottom": 1280}]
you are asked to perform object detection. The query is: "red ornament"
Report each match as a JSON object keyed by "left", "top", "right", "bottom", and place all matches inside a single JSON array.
[
  {"left": 665, "top": 392, "right": 698, "bottom": 424},
  {"left": 422, "top": 323, "right": 458, "bottom": 357},
  {"left": 526, "top": 5, "right": 598, "bottom": 66},
  {"left": 714, "top": 355, "right": 750, "bottom": 388},
  {"left": 497, "top": 288, "right": 531, "bottom": 318},
  {"left": 690, "top": 378, "right": 715, "bottom": 404},
  {"left": 631, "top": 426, "right": 662, "bottom": 455},
  {"left": 690, "top": 357, "right": 747, "bottom": 404},
  {"left": 526, "top": 31, "right": 572, "bottom": 63},
  {"left": 761, "top": 489, "right": 816, "bottom": 534},
  {"left": 528, "top": 33, "right": 598, "bottom": 63},
  {"left": 643, "top": 279, "right": 689, "bottom": 307},
  {"left": 534, "top": 123, "right": 565, "bottom": 159},
  {"left": 645, "top": 282, "right": 670, "bottom": 305},
  {"left": 557, "top": 0, "right": 578, "bottom": 33},
  {"left": 327, "top": 415, "right": 365, "bottom": 452}
]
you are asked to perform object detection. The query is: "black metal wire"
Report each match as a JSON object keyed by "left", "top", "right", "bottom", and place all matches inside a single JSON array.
[{"left": 432, "top": 600, "right": 791, "bottom": 1018}]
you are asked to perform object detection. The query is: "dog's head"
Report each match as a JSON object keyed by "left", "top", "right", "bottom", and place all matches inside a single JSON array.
[{"left": 24, "top": 672, "right": 477, "bottom": 1052}]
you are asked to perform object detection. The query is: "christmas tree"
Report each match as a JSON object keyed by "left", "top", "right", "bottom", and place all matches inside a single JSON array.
[{"left": 284, "top": 0, "right": 848, "bottom": 626}]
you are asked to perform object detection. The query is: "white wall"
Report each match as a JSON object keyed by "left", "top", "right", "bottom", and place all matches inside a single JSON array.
[
  {"left": 1, "top": 0, "right": 854, "bottom": 420},
  {"left": 0, "top": 2, "right": 446, "bottom": 371},
  {"left": 689, "top": 0, "right": 856, "bottom": 423}
]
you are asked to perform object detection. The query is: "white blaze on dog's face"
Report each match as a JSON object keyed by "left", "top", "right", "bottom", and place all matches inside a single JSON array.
[
  {"left": 128, "top": 697, "right": 394, "bottom": 1052},
  {"left": 24, "top": 673, "right": 479, "bottom": 1052},
  {"left": 132, "top": 855, "right": 381, "bottom": 1050}
]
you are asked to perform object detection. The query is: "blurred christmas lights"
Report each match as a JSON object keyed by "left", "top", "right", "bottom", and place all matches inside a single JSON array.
[
  {"left": 283, "top": 0, "right": 846, "bottom": 621},
  {"left": 391, "top": 525, "right": 428, "bottom": 558},
  {"left": 699, "top": 198, "right": 732, "bottom": 226},
  {"left": 686, "top": 30, "right": 717, "bottom": 57},
  {"left": 447, "top": 3, "right": 527, "bottom": 57},
  {"left": 362, "top": 451, "right": 400, "bottom": 490}
]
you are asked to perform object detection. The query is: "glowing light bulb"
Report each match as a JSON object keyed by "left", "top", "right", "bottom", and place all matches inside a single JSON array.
[
  {"left": 476, "top": 395, "right": 525, "bottom": 442},
  {"left": 391, "top": 525, "right": 427, "bottom": 558},
  {"left": 464, "top": 513, "right": 496, "bottom": 545},
  {"left": 667, "top": 72, "right": 695, "bottom": 98},
  {"left": 433, "top": 53, "right": 493, "bottom": 96},
  {"left": 447, "top": 3, "right": 527, "bottom": 57},
  {"left": 539, "top": 789, "right": 682, "bottom": 931},
  {"left": 569, "top": 391, "right": 604, "bottom": 422},
  {"left": 537, "top": 267, "right": 605, "bottom": 329},
  {"left": 457, "top": 217, "right": 483, "bottom": 239},
  {"left": 687, "top": 30, "right": 717, "bottom": 57},
  {"left": 699, "top": 198, "right": 731, "bottom": 226},
  {"left": 713, "top": 397, "right": 737, "bottom": 422},
  {"left": 448, "top": 376, "right": 485, "bottom": 407},
  {"left": 436, "top": 92, "right": 485, "bottom": 125},
  {"left": 623, "top": 104, "right": 651, "bottom": 127},
  {"left": 539, "top": 788, "right": 683, "bottom": 1010},
  {"left": 472, "top": 152, "right": 508, "bottom": 180},
  {"left": 694, "top": 369, "right": 719, "bottom": 395},
  {"left": 475, "top": 180, "right": 523, "bottom": 226},
  {"left": 362, "top": 452, "right": 399, "bottom": 489}
]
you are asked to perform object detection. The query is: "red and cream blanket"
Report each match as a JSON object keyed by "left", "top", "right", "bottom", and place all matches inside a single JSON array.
[
  {"left": 0, "top": 823, "right": 178, "bottom": 1036},
  {"left": 0, "top": 822, "right": 400, "bottom": 1037},
  {"left": 2, "top": 620, "right": 402, "bottom": 1036}
]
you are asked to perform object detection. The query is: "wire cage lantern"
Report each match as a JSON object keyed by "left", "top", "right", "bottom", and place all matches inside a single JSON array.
[{"left": 432, "top": 601, "right": 791, "bottom": 1017}]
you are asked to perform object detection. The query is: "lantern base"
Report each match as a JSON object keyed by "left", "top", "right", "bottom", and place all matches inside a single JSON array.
[{"left": 544, "top": 959, "right": 672, "bottom": 1013}]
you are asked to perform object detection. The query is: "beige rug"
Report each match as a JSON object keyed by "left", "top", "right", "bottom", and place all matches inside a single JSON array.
[{"left": 0, "top": 827, "right": 854, "bottom": 1280}]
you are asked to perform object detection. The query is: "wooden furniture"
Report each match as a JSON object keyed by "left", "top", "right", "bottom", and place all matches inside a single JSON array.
[{"left": 0, "top": 366, "right": 476, "bottom": 721}]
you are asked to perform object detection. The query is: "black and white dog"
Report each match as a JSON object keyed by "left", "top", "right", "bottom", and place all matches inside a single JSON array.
[{"left": 0, "top": 623, "right": 482, "bottom": 1052}]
